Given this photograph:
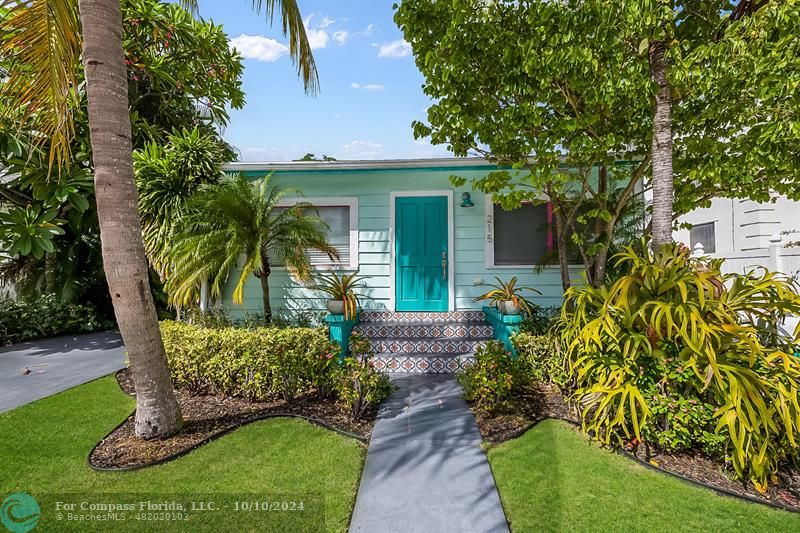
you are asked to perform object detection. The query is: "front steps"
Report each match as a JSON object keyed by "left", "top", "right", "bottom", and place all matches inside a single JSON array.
[{"left": 355, "top": 311, "right": 492, "bottom": 373}]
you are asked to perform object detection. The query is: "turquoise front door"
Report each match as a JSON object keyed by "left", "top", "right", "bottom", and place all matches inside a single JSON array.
[{"left": 395, "top": 195, "right": 449, "bottom": 312}]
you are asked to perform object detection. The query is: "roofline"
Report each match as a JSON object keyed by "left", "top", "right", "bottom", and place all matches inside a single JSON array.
[{"left": 222, "top": 157, "right": 495, "bottom": 172}]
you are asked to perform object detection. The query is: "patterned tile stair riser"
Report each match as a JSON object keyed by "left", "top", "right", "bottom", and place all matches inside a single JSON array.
[{"left": 356, "top": 311, "right": 493, "bottom": 374}]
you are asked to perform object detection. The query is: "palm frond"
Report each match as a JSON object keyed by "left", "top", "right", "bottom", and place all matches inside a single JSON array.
[
  {"left": 0, "top": 0, "right": 82, "bottom": 170},
  {"left": 252, "top": 0, "right": 319, "bottom": 94}
]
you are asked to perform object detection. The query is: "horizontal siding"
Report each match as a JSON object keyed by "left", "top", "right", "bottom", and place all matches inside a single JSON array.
[{"left": 221, "top": 168, "right": 570, "bottom": 319}]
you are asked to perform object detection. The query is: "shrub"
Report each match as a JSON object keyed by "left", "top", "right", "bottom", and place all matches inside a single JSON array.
[
  {"left": 160, "top": 321, "right": 336, "bottom": 401},
  {"left": 0, "top": 295, "right": 115, "bottom": 345},
  {"left": 559, "top": 242, "right": 800, "bottom": 492},
  {"left": 335, "top": 333, "right": 392, "bottom": 419},
  {"left": 520, "top": 305, "right": 560, "bottom": 335},
  {"left": 459, "top": 340, "right": 525, "bottom": 413},
  {"left": 511, "top": 332, "right": 570, "bottom": 391}
]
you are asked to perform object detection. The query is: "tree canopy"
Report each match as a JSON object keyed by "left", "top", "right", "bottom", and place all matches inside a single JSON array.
[{"left": 395, "top": 0, "right": 800, "bottom": 284}]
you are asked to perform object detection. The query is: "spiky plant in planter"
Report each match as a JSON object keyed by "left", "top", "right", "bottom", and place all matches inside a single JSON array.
[
  {"left": 311, "top": 271, "right": 367, "bottom": 320},
  {"left": 474, "top": 276, "right": 541, "bottom": 316}
]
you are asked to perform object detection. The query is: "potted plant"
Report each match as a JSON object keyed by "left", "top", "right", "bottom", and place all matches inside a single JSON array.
[
  {"left": 311, "top": 271, "right": 367, "bottom": 320},
  {"left": 474, "top": 276, "right": 540, "bottom": 315}
]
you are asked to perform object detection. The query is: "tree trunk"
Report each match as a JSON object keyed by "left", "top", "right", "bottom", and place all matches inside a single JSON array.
[
  {"left": 259, "top": 254, "right": 272, "bottom": 324},
  {"left": 649, "top": 40, "right": 674, "bottom": 249},
  {"left": 78, "top": 0, "right": 181, "bottom": 439},
  {"left": 553, "top": 207, "right": 571, "bottom": 291}
]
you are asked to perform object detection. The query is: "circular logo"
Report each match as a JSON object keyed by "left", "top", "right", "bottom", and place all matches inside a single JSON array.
[{"left": 1, "top": 493, "right": 40, "bottom": 533}]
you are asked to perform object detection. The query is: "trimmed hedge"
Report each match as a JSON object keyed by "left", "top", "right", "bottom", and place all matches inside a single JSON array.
[
  {"left": 160, "top": 321, "right": 336, "bottom": 401},
  {"left": 159, "top": 322, "right": 393, "bottom": 418},
  {"left": 1, "top": 295, "right": 115, "bottom": 345}
]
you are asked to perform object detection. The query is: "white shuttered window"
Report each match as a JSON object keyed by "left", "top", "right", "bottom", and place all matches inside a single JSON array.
[{"left": 277, "top": 197, "right": 359, "bottom": 269}]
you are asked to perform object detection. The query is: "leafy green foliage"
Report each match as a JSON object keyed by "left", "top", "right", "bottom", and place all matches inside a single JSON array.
[
  {"left": 459, "top": 341, "right": 525, "bottom": 414},
  {"left": 160, "top": 320, "right": 337, "bottom": 401},
  {"left": 166, "top": 173, "right": 337, "bottom": 319},
  {"left": 396, "top": 0, "right": 800, "bottom": 286},
  {"left": 310, "top": 271, "right": 368, "bottom": 320},
  {"left": 474, "top": 277, "right": 541, "bottom": 316},
  {"left": 0, "top": 295, "right": 114, "bottom": 344},
  {"left": 512, "top": 333, "right": 570, "bottom": 392},
  {"left": 335, "top": 333, "right": 392, "bottom": 419},
  {"left": 0, "top": 204, "right": 65, "bottom": 259},
  {"left": 0, "top": 0, "right": 245, "bottom": 306},
  {"left": 160, "top": 322, "right": 389, "bottom": 419},
  {"left": 134, "top": 127, "right": 229, "bottom": 274},
  {"left": 559, "top": 242, "right": 800, "bottom": 492}
]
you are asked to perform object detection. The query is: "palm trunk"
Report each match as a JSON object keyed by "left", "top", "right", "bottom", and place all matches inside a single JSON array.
[
  {"left": 649, "top": 40, "right": 674, "bottom": 249},
  {"left": 79, "top": 0, "right": 181, "bottom": 439},
  {"left": 259, "top": 254, "right": 272, "bottom": 324}
]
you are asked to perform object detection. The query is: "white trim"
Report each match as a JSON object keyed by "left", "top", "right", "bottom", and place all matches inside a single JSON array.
[
  {"left": 389, "top": 190, "right": 456, "bottom": 312},
  {"left": 224, "top": 157, "right": 494, "bottom": 172},
  {"left": 278, "top": 196, "right": 359, "bottom": 270}
]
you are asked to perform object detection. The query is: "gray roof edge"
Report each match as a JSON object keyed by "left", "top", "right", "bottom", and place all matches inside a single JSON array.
[{"left": 222, "top": 157, "right": 495, "bottom": 172}]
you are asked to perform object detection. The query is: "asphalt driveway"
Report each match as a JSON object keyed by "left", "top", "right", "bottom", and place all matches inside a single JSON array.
[{"left": 0, "top": 331, "right": 127, "bottom": 413}]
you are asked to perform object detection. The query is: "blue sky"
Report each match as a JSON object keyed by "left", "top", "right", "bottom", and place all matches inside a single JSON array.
[{"left": 197, "top": 0, "right": 451, "bottom": 161}]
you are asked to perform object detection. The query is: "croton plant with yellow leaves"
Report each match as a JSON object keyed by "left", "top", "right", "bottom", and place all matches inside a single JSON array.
[{"left": 559, "top": 241, "right": 800, "bottom": 493}]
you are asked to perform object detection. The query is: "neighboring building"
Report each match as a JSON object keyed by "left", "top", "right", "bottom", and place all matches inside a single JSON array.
[
  {"left": 221, "top": 157, "right": 576, "bottom": 372},
  {"left": 674, "top": 195, "right": 800, "bottom": 278}
]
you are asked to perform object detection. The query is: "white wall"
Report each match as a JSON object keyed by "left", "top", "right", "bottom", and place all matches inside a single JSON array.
[{"left": 675, "top": 195, "right": 800, "bottom": 254}]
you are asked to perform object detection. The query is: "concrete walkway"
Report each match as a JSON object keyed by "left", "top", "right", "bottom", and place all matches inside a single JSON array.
[
  {"left": 350, "top": 374, "right": 509, "bottom": 533},
  {"left": 0, "top": 331, "right": 126, "bottom": 413}
]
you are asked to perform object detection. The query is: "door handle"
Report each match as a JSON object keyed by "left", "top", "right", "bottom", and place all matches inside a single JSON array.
[{"left": 442, "top": 252, "right": 447, "bottom": 280}]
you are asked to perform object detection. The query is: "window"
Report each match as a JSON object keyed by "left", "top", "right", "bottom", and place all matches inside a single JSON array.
[
  {"left": 690, "top": 222, "right": 716, "bottom": 254},
  {"left": 487, "top": 199, "right": 552, "bottom": 266},
  {"left": 276, "top": 197, "right": 359, "bottom": 269}
]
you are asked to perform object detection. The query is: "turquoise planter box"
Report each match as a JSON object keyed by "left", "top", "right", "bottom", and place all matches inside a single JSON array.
[
  {"left": 325, "top": 313, "right": 359, "bottom": 358},
  {"left": 483, "top": 306, "right": 523, "bottom": 357}
]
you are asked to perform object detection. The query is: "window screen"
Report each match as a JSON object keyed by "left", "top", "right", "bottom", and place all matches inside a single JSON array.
[
  {"left": 690, "top": 222, "right": 716, "bottom": 254},
  {"left": 493, "top": 203, "right": 550, "bottom": 265}
]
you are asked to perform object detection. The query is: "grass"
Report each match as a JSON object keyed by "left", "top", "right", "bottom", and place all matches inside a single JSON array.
[
  {"left": 0, "top": 377, "right": 365, "bottom": 532},
  {"left": 488, "top": 419, "right": 800, "bottom": 532}
]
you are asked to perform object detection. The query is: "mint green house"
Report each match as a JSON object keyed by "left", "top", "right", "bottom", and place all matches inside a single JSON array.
[{"left": 221, "top": 157, "right": 567, "bottom": 372}]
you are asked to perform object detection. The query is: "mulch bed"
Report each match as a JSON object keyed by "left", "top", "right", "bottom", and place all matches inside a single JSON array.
[
  {"left": 89, "top": 368, "right": 374, "bottom": 470},
  {"left": 471, "top": 383, "right": 577, "bottom": 444},
  {"left": 468, "top": 382, "right": 800, "bottom": 512}
]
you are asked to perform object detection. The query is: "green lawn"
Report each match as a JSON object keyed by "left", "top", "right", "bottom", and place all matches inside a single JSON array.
[
  {"left": 0, "top": 377, "right": 365, "bottom": 532},
  {"left": 488, "top": 419, "right": 800, "bottom": 532}
]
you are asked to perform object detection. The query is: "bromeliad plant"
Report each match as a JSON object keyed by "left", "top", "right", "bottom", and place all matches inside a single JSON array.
[
  {"left": 310, "top": 271, "right": 367, "bottom": 320},
  {"left": 474, "top": 276, "right": 541, "bottom": 316},
  {"left": 559, "top": 241, "right": 800, "bottom": 492}
]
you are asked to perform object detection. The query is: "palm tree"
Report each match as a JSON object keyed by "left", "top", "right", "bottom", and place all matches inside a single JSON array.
[
  {"left": 648, "top": 38, "right": 674, "bottom": 250},
  {"left": 166, "top": 173, "right": 338, "bottom": 323},
  {"left": 0, "top": 0, "right": 317, "bottom": 439}
]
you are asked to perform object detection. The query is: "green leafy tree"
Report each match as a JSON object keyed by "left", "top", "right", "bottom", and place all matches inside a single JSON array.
[
  {"left": 166, "top": 174, "right": 338, "bottom": 324},
  {"left": 0, "top": 0, "right": 317, "bottom": 439},
  {"left": 135, "top": 127, "right": 230, "bottom": 276},
  {"left": 0, "top": 0, "right": 245, "bottom": 303},
  {"left": 395, "top": 0, "right": 800, "bottom": 285}
]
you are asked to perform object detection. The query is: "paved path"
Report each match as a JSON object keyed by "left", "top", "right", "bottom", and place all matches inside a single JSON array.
[
  {"left": 350, "top": 374, "right": 509, "bottom": 533},
  {"left": 0, "top": 331, "right": 126, "bottom": 413}
]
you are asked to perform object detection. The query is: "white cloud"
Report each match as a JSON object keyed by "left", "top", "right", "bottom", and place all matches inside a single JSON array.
[
  {"left": 305, "top": 28, "right": 329, "bottom": 49},
  {"left": 230, "top": 34, "right": 288, "bottom": 62},
  {"left": 378, "top": 39, "right": 412, "bottom": 58},
  {"left": 351, "top": 82, "right": 384, "bottom": 91},
  {"left": 333, "top": 30, "right": 349, "bottom": 45},
  {"left": 318, "top": 16, "right": 337, "bottom": 28},
  {"left": 343, "top": 140, "right": 384, "bottom": 158}
]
